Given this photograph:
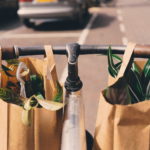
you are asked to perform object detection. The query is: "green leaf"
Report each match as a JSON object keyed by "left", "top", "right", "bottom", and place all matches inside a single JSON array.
[
  {"left": 36, "top": 93, "right": 44, "bottom": 99},
  {"left": 141, "top": 59, "right": 150, "bottom": 94},
  {"left": 115, "top": 61, "right": 122, "bottom": 71},
  {"left": 52, "top": 81, "right": 63, "bottom": 102},
  {"left": 0, "top": 88, "right": 24, "bottom": 106},
  {"left": 22, "top": 109, "right": 32, "bottom": 126},
  {"left": 127, "top": 85, "right": 140, "bottom": 103},
  {"left": 107, "top": 46, "right": 120, "bottom": 78},
  {"left": 107, "top": 50, "right": 149, "bottom": 103},
  {"left": 112, "top": 54, "right": 122, "bottom": 62},
  {"left": 143, "top": 59, "right": 150, "bottom": 79},
  {"left": 127, "top": 69, "right": 144, "bottom": 102},
  {"left": 30, "top": 74, "right": 44, "bottom": 96},
  {"left": 132, "top": 63, "right": 141, "bottom": 75},
  {"left": 108, "top": 61, "right": 122, "bottom": 77},
  {"left": 34, "top": 94, "right": 64, "bottom": 110},
  {"left": 146, "top": 81, "right": 150, "bottom": 99}
]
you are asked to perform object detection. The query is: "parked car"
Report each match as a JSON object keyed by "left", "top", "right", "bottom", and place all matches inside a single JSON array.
[
  {"left": 17, "top": 0, "right": 99, "bottom": 28},
  {"left": 0, "top": 0, "right": 18, "bottom": 13}
]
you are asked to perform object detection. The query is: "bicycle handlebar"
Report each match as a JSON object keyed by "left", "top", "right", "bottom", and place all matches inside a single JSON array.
[{"left": 1, "top": 44, "right": 150, "bottom": 60}]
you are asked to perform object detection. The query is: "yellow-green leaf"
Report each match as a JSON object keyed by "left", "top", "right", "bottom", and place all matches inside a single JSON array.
[
  {"left": 53, "top": 81, "right": 63, "bottom": 102},
  {"left": 22, "top": 109, "right": 32, "bottom": 126},
  {"left": 24, "top": 99, "right": 32, "bottom": 111},
  {"left": 37, "top": 99, "right": 64, "bottom": 111}
]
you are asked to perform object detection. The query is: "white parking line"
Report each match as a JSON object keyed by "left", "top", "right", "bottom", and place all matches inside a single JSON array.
[
  {"left": 122, "top": 37, "right": 128, "bottom": 45},
  {"left": 117, "top": 15, "right": 123, "bottom": 22},
  {"left": 116, "top": 9, "right": 122, "bottom": 15},
  {"left": 78, "top": 14, "right": 97, "bottom": 44},
  {"left": 116, "top": 8, "right": 128, "bottom": 45},
  {"left": 1, "top": 33, "right": 80, "bottom": 39},
  {"left": 60, "top": 14, "right": 98, "bottom": 83},
  {"left": 119, "top": 23, "right": 126, "bottom": 33}
]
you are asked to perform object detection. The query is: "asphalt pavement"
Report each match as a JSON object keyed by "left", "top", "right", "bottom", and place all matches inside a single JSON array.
[{"left": 0, "top": 0, "right": 150, "bottom": 136}]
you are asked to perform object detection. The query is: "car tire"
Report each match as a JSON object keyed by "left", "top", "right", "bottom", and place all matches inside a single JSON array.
[
  {"left": 75, "top": 7, "right": 88, "bottom": 27},
  {"left": 83, "top": 5, "right": 90, "bottom": 17},
  {"left": 23, "top": 19, "right": 35, "bottom": 28},
  {"left": 76, "top": 12, "right": 84, "bottom": 27},
  {"left": 77, "top": 3, "right": 90, "bottom": 27}
]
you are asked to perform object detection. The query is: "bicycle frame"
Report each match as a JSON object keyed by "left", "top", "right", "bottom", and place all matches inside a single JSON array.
[
  {"left": 61, "top": 44, "right": 86, "bottom": 150},
  {"left": 1, "top": 43, "right": 150, "bottom": 150}
]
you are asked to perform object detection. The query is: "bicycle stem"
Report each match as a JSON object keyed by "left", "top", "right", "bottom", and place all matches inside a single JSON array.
[{"left": 65, "top": 43, "right": 83, "bottom": 92}]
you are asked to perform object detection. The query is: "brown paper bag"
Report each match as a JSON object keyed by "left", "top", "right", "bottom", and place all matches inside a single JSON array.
[
  {"left": 93, "top": 43, "right": 150, "bottom": 150},
  {"left": 0, "top": 45, "right": 63, "bottom": 150}
]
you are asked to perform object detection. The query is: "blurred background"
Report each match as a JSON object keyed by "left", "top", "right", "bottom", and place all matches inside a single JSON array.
[{"left": 0, "top": 0, "right": 150, "bottom": 138}]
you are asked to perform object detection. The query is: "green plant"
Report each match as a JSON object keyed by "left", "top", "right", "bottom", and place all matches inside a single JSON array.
[
  {"left": 0, "top": 60, "right": 64, "bottom": 125},
  {"left": 22, "top": 81, "right": 64, "bottom": 125},
  {"left": 107, "top": 46, "right": 150, "bottom": 103}
]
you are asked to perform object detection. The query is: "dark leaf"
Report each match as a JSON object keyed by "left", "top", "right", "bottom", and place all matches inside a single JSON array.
[
  {"left": 6, "top": 81, "right": 16, "bottom": 88},
  {"left": 30, "top": 74, "right": 44, "bottom": 96},
  {"left": 127, "top": 69, "right": 144, "bottom": 102},
  {"left": 1, "top": 65, "right": 15, "bottom": 77},
  {"left": 114, "top": 61, "right": 122, "bottom": 71},
  {"left": 141, "top": 59, "right": 150, "bottom": 94},
  {"left": 104, "top": 77, "right": 131, "bottom": 105},
  {"left": 2, "top": 65, "right": 11, "bottom": 71},
  {"left": 108, "top": 47, "right": 121, "bottom": 77},
  {"left": 25, "top": 80, "right": 34, "bottom": 98},
  {"left": 146, "top": 81, "right": 150, "bottom": 99},
  {"left": 0, "top": 88, "right": 24, "bottom": 106}
]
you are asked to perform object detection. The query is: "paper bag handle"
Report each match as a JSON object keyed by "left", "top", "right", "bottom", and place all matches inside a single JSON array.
[
  {"left": 0, "top": 46, "right": 2, "bottom": 67},
  {"left": 44, "top": 45, "right": 58, "bottom": 88},
  {"left": 116, "top": 42, "right": 136, "bottom": 80},
  {"left": 0, "top": 46, "right": 2, "bottom": 88}
]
